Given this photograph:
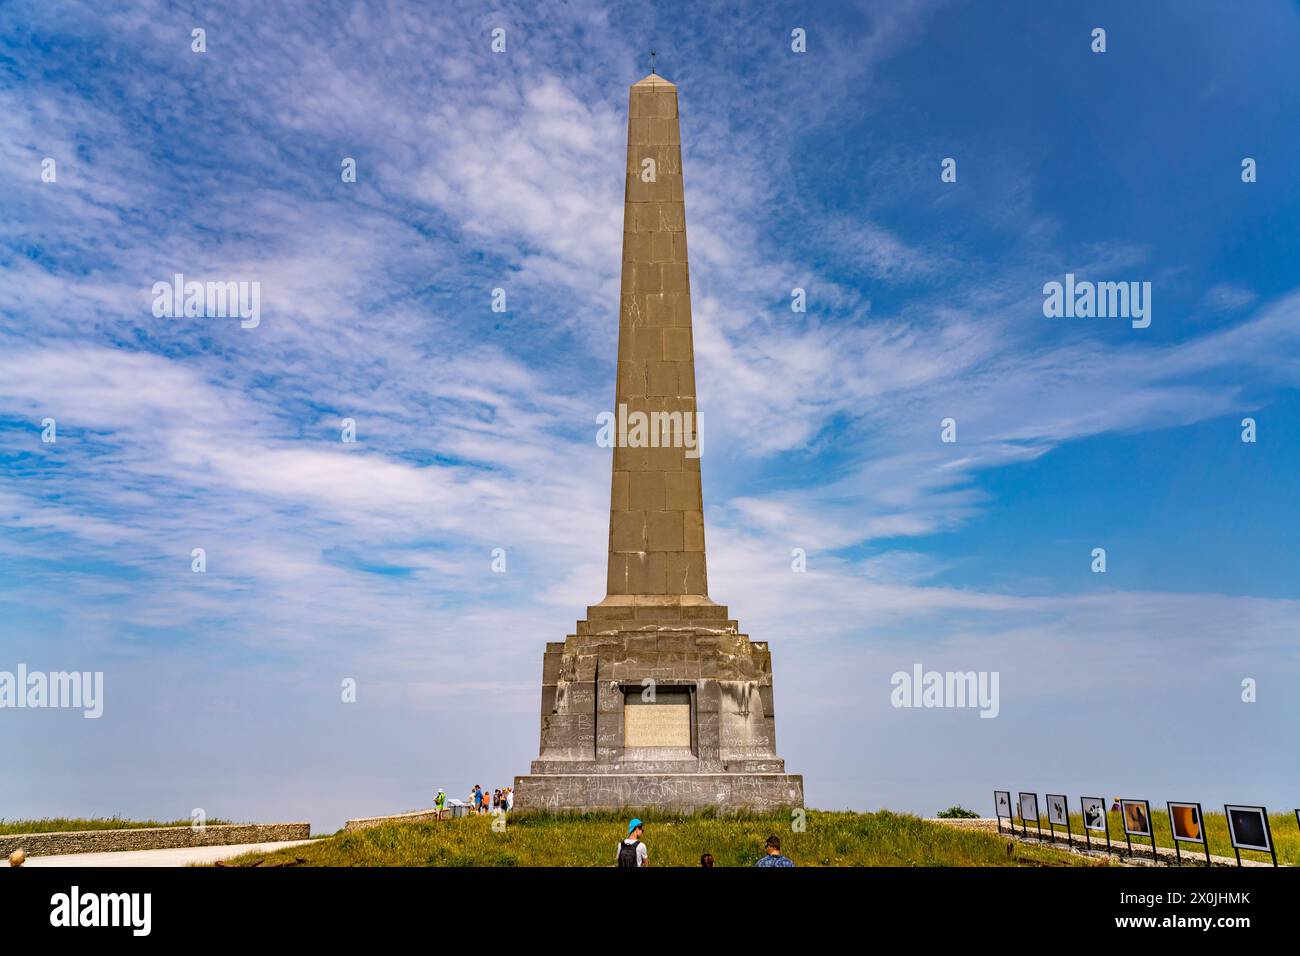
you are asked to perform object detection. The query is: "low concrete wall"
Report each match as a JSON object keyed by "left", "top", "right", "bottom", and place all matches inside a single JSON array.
[
  {"left": 514, "top": 772, "right": 805, "bottom": 812},
  {"left": 0, "top": 823, "right": 311, "bottom": 857},
  {"left": 344, "top": 808, "right": 443, "bottom": 832},
  {"left": 930, "top": 817, "right": 1001, "bottom": 833}
]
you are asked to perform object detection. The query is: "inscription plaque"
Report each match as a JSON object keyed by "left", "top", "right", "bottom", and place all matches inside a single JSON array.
[{"left": 624, "top": 703, "right": 691, "bottom": 748}]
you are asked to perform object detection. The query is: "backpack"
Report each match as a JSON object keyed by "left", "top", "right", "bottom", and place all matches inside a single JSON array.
[{"left": 617, "top": 840, "right": 641, "bottom": 868}]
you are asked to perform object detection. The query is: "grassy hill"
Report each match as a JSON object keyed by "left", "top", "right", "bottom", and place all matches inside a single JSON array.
[{"left": 216, "top": 810, "right": 1100, "bottom": 867}]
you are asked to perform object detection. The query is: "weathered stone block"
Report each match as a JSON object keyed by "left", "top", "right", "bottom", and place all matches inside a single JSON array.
[
  {"left": 645, "top": 510, "right": 683, "bottom": 551},
  {"left": 650, "top": 231, "right": 674, "bottom": 263},
  {"left": 651, "top": 116, "right": 680, "bottom": 144},
  {"left": 644, "top": 360, "right": 677, "bottom": 396},
  {"left": 664, "top": 471, "right": 701, "bottom": 511},
  {"left": 644, "top": 292, "right": 677, "bottom": 325},
  {"left": 610, "top": 509, "right": 646, "bottom": 552},
  {"left": 661, "top": 327, "right": 691, "bottom": 361},
  {"left": 656, "top": 202, "right": 685, "bottom": 233}
]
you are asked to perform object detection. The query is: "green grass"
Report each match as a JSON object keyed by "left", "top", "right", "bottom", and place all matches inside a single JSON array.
[
  {"left": 215, "top": 810, "right": 1102, "bottom": 867},
  {"left": 1021, "top": 809, "right": 1298, "bottom": 865},
  {"left": 0, "top": 816, "right": 232, "bottom": 835}
]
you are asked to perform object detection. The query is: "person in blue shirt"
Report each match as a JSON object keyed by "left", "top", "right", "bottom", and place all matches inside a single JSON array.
[{"left": 755, "top": 835, "right": 795, "bottom": 867}]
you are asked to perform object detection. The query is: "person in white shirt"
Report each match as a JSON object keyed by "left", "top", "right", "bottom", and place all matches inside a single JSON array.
[{"left": 615, "top": 819, "right": 649, "bottom": 867}]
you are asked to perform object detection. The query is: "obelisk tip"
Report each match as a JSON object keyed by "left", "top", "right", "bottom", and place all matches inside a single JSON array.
[{"left": 632, "top": 72, "right": 675, "bottom": 89}]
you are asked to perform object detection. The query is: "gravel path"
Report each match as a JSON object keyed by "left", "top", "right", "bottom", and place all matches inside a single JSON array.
[{"left": 20, "top": 839, "right": 316, "bottom": 867}]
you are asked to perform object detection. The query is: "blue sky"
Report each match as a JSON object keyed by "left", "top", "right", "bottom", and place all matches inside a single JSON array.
[{"left": 2, "top": 0, "right": 1299, "bottom": 832}]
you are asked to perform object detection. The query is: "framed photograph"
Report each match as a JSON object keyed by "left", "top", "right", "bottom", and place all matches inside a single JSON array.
[
  {"left": 1168, "top": 801, "right": 1205, "bottom": 844},
  {"left": 1046, "top": 793, "right": 1068, "bottom": 827},
  {"left": 1018, "top": 791, "right": 1039, "bottom": 823},
  {"left": 1225, "top": 805, "right": 1272, "bottom": 853},
  {"left": 994, "top": 790, "right": 1012, "bottom": 819},
  {"left": 1121, "top": 799, "right": 1151, "bottom": 837},
  {"left": 1081, "top": 796, "right": 1108, "bottom": 832}
]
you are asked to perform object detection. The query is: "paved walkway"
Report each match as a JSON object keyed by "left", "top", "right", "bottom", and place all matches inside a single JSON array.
[{"left": 22, "top": 840, "right": 316, "bottom": 868}]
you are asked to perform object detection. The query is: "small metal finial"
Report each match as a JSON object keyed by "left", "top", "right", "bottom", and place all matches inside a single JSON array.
[{"left": 649, "top": 50, "right": 657, "bottom": 75}]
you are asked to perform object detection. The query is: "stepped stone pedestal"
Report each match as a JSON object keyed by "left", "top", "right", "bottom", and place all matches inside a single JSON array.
[
  {"left": 514, "top": 596, "right": 803, "bottom": 811},
  {"left": 514, "top": 72, "right": 802, "bottom": 813}
]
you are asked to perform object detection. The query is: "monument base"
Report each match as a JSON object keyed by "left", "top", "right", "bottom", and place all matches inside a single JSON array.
[
  {"left": 516, "top": 599, "right": 803, "bottom": 814},
  {"left": 512, "top": 772, "right": 804, "bottom": 813}
]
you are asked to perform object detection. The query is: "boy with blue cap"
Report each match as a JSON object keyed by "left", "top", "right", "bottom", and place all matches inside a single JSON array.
[{"left": 615, "top": 818, "right": 649, "bottom": 867}]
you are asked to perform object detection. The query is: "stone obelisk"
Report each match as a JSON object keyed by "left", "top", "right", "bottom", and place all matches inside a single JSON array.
[{"left": 514, "top": 73, "right": 803, "bottom": 813}]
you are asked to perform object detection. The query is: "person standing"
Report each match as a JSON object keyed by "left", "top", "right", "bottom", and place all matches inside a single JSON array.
[
  {"left": 434, "top": 788, "right": 447, "bottom": 820},
  {"left": 754, "top": 835, "right": 795, "bottom": 867},
  {"left": 505, "top": 787, "right": 514, "bottom": 812},
  {"left": 615, "top": 819, "right": 649, "bottom": 867}
]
